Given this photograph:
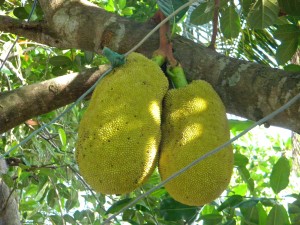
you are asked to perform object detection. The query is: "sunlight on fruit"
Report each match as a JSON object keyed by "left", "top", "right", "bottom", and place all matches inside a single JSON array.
[
  {"left": 149, "top": 100, "right": 161, "bottom": 124},
  {"left": 180, "top": 123, "right": 203, "bottom": 145},
  {"left": 170, "top": 97, "right": 208, "bottom": 121}
]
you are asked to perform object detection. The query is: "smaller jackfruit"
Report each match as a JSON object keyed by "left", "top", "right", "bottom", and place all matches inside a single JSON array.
[
  {"left": 76, "top": 52, "right": 168, "bottom": 194},
  {"left": 158, "top": 80, "right": 233, "bottom": 206}
]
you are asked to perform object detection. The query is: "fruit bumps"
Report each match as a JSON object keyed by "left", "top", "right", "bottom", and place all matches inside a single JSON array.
[
  {"left": 158, "top": 80, "right": 233, "bottom": 206},
  {"left": 76, "top": 52, "right": 168, "bottom": 194}
]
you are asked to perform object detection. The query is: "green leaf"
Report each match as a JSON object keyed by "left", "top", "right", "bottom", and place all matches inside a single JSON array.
[
  {"left": 199, "top": 214, "right": 223, "bottom": 225},
  {"left": 234, "top": 153, "right": 249, "bottom": 167},
  {"left": 274, "top": 24, "right": 299, "bottom": 65},
  {"left": 238, "top": 199, "right": 259, "bottom": 208},
  {"left": 223, "top": 219, "right": 236, "bottom": 225},
  {"left": 13, "top": 7, "right": 29, "bottom": 20},
  {"left": 50, "top": 215, "right": 63, "bottom": 224},
  {"left": 240, "top": 205, "right": 259, "bottom": 224},
  {"left": 47, "top": 189, "right": 56, "bottom": 209},
  {"left": 274, "top": 24, "right": 300, "bottom": 41},
  {"left": 270, "top": 156, "right": 290, "bottom": 194},
  {"left": 135, "top": 204, "right": 150, "bottom": 212},
  {"left": 157, "top": 0, "right": 189, "bottom": 23},
  {"left": 58, "top": 128, "right": 67, "bottom": 149},
  {"left": 65, "top": 191, "right": 79, "bottom": 211},
  {"left": 229, "top": 119, "right": 254, "bottom": 132},
  {"left": 241, "top": 0, "right": 255, "bottom": 15},
  {"left": 51, "top": 66, "right": 68, "bottom": 76},
  {"left": 106, "top": 198, "right": 133, "bottom": 215},
  {"left": 238, "top": 166, "right": 255, "bottom": 193},
  {"left": 1, "top": 174, "right": 14, "bottom": 187},
  {"left": 231, "top": 184, "right": 248, "bottom": 196},
  {"left": 288, "top": 199, "right": 300, "bottom": 224},
  {"left": 278, "top": 0, "right": 300, "bottom": 16},
  {"left": 159, "top": 197, "right": 199, "bottom": 222},
  {"left": 63, "top": 214, "right": 76, "bottom": 224},
  {"left": 260, "top": 198, "right": 277, "bottom": 207},
  {"left": 84, "top": 51, "right": 94, "bottom": 64},
  {"left": 121, "top": 7, "right": 134, "bottom": 16},
  {"left": 126, "top": 219, "right": 140, "bottom": 225},
  {"left": 275, "top": 39, "right": 298, "bottom": 65},
  {"left": 217, "top": 195, "right": 244, "bottom": 211},
  {"left": 0, "top": 0, "right": 5, "bottom": 6},
  {"left": 117, "top": 0, "right": 126, "bottom": 10},
  {"left": 257, "top": 202, "right": 267, "bottom": 225},
  {"left": 190, "top": 1, "right": 214, "bottom": 25},
  {"left": 201, "top": 204, "right": 219, "bottom": 215},
  {"left": 49, "top": 56, "right": 72, "bottom": 67},
  {"left": 220, "top": 5, "right": 241, "bottom": 39},
  {"left": 288, "top": 200, "right": 300, "bottom": 214},
  {"left": 24, "top": 4, "right": 38, "bottom": 21},
  {"left": 247, "top": 0, "right": 279, "bottom": 29},
  {"left": 284, "top": 64, "right": 300, "bottom": 72},
  {"left": 122, "top": 209, "right": 135, "bottom": 221},
  {"left": 57, "top": 183, "right": 70, "bottom": 199},
  {"left": 266, "top": 204, "right": 290, "bottom": 225}
]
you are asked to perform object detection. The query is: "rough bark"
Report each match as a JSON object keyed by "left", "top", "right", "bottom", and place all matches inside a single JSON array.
[
  {"left": 0, "top": 0, "right": 299, "bottom": 133},
  {"left": 0, "top": 160, "right": 21, "bottom": 225},
  {"left": 0, "top": 66, "right": 108, "bottom": 133}
]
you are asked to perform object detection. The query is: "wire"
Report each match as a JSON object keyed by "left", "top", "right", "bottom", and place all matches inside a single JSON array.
[
  {"left": 125, "top": 0, "right": 199, "bottom": 56},
  {"left": 102, "top": 91, "right": 300, "bottom": 224}
]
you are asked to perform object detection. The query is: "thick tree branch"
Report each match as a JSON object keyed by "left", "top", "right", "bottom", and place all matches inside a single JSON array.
[
  {"left": 0, "top": 66, "right": 108, "bottom": 134},
  {"left": 0, "top": 0, "right": 299, "bottom": 133},
  {"left": 0, "top": 16, "right": 57, "bottom": 47}
]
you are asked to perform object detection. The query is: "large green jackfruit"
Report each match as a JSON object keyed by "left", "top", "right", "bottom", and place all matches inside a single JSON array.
[
  {"left": 158, "top": 80, "right": 233, "bottom": 206},
  {"left": 76, "top": 52, "right": 168, "bottom": 194}
]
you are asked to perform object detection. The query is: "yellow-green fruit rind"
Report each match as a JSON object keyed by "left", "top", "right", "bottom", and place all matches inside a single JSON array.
[
  {"left": 159, "top": 80, "right": 233, "bottom": 206},
  {"left": 76, "top": 52, "right": 169, "bottom": 194}
]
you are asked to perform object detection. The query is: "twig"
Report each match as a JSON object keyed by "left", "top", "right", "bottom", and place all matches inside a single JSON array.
[
  {"left": 209, "top": 0, "right": 220, "bottom": 50},
  {"left": 0, "top": 59, "right": 26, "bottom": 85},
  {"left": 48, "top": 177, "right": 66, "bottom": 225}
]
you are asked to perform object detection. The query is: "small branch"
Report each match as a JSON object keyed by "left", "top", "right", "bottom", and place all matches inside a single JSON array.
[
  {"left": 0, "top": 72, "right": 12, "bottom": 90},
  {"left": 209, "top": 0, "right": 220, "bottom": 50},
  {"left": 0, "top": 59, "right": 26, "bottom": 85},
  {"left": 48, "top": 177, "right": 66, "bottom": 225},
  {"left": 154, "top": 10, "right": 178, "bottom": 67}
]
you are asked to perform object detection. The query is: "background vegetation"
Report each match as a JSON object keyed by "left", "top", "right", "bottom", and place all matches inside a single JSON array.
[{"left": 0, "top": 0, "right": 300, "bottom": 224}]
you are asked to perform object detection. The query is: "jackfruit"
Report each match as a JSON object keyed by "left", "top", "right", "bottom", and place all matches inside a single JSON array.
[
  {"left": 76, "top": 52, "right": 168, "bottom": 194},
  {"left": 158, "top": 80, "right": 233, "bottom": 206}
]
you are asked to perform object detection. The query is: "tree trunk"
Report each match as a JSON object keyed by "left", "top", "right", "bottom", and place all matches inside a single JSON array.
[
  {"left": 0, "top": 0, "right": 299, "bottom": 133},
  {"left": 0, "top": 160, "right": 21, "bottom": 225}
]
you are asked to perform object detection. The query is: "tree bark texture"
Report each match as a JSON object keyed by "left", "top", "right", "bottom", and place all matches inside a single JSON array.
[
  {"left": 0, "top": 0, "right": 299, "bottom": 133},
  {"left": 0, "top": 160, "right": 21, "bottom": 225},
  {"left": 0, "top": 66, "right": 108, "bottom": 133}
]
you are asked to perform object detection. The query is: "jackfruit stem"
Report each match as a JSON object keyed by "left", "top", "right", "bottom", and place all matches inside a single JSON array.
[
  {"left": 152, "top": 50, "right": 166, "bottom": 66},
  {"left": 167, "top": 64, "right": 188, "bottom": 88}
]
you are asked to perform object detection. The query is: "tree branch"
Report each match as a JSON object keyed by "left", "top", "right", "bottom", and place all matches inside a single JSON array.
[
  {"left": 0, "top": 66, "right": 109, "bottom": 134},
  {"left": 0, "top": 1, "right": 299, "bottom": 133}
]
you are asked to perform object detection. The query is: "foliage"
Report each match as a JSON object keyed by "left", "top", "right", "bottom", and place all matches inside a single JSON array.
[
  {"left": 0, "top": 0, "right": 300, "bottom": 225},
  {"left": 188, "top": 0, "right": 300, "bottom": 66}
]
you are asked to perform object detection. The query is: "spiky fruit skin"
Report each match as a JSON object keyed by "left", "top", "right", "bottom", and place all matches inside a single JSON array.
[
  {"left": 76, "top": 52, "right": 168, "bottom": 194},
  {"left": 158, "top": 80, "right": 233, "bottom": 206}
]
